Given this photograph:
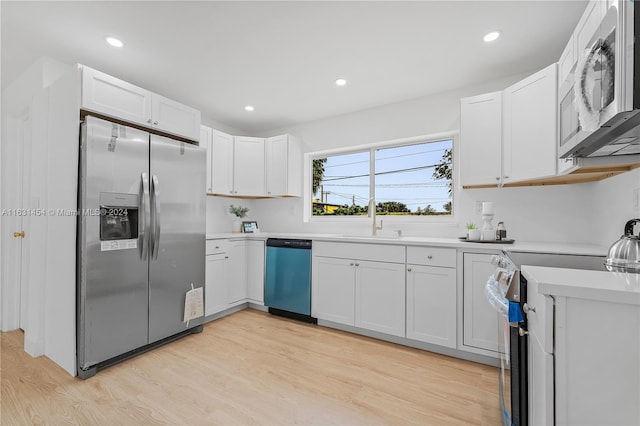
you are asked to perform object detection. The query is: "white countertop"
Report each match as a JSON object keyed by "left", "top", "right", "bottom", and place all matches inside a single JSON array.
[
  {"left": 206, "top": 232, "right": 608, "bottom": 256},
  {"left": 522, "top": 265, "right": 640, "bottom": 305}
]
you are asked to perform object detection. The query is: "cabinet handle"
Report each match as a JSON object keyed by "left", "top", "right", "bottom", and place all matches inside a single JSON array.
[
  {"left": 147, "top": 119, "right": 152, "bottom": 124},
  {"left": 355, "top": 263, "right": 360, "bottom": 267},
  {"left": 518, "top": 327, "right": 529, "bottom": 337},
  {"left": 427, "top": 255, "right": 433, "bottom": 260},
  {"left": 496, "top": 177, "right": 500, "bottom": 181},
  {"left": 349, "top": 262, "right": 354, "bottom": 266},
  {"left": 153, "top": 121, "right": 158, "bottom": 125},
  {"left": 407, "top": 268, "right": 412, "bottom": 272},
  {"left": 523, "top": 303, "right": 536, "bottom": 314},
  {"left": 224, "top": 256, "right": 229, "bottom": 259},
  {"left": 504, "top": 175, "right": 509, "bottom": 179}
]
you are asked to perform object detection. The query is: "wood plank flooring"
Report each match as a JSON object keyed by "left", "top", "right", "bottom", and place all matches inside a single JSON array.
[{"left": 1, "top": 309, "right": 502, "bottom": 425}]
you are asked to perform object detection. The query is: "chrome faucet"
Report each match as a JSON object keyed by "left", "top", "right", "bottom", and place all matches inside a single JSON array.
[{"left": 368, "top": 198, "right": 383, "bottom": 236}]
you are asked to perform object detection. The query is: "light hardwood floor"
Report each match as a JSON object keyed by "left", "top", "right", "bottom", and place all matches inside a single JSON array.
[{"left": 2, "top": 309, "right": 502, "bottom": 425}]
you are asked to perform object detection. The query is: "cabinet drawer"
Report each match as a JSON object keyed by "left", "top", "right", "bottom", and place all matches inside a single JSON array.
[
  {"left": 407, "top": 246, "right": 456, "bottom": 268},
  {"left": 206, "top": 239, "right": 229, "bottom": 255},
  {"left": 314, "top": 241, "right": 405, "bottom": 263}
]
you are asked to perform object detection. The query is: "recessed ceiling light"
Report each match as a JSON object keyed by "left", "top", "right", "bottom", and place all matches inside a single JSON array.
[
  {"left": 106, "top": 37, "right": 124, "bottom": 48},
  {"left": 483, "top": 31, "right": 501, "bottom": 43},
  {"left": 335, "top": 78, "right": 347, "bottom": 86},
  {"left": 245, "top": 105, "right": 255, "bottom": 112}
]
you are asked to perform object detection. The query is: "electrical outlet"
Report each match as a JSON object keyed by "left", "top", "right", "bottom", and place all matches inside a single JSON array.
[
  {"left": 634, "top": 188, "right": 640, "bottom": 212},
  {"left": 475, "top": 201, "right": 483, "bottom": 215}
]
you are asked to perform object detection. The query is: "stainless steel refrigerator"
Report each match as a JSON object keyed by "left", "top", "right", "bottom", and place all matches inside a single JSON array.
[{"left": 77, "top": 116, "right": 205, "bottom": 378}]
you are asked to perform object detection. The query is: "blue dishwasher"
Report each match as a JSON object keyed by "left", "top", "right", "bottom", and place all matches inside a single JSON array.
[{"left": 264, "top": 238, "right": 315, "bottom": 322}]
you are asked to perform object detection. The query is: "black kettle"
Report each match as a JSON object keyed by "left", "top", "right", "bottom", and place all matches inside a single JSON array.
[{"left": 605, "top": 219, "right": 640, "bottom": 273}]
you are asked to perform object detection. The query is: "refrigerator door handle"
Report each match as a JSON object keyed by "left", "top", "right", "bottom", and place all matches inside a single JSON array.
[
  {"left": 151, "top": 174, "right": 161, "bottom": 260},
  {"left": 140, "top": 172, "right": 150, "bottom": 260}
]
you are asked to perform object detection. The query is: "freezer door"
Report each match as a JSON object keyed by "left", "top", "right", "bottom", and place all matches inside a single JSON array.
[
  {"left": 77, "top": 116, "right": 150, "bottom": 370},
  {"left": 148, "top": 134, "right": 206, "bottom": 343}
]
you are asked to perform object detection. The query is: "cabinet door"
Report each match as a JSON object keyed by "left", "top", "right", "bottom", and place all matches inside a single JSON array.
[
  {"left": 81, "top": 65, "right": 151, "bottom": 127},
  {"left": 355, "top": 260, "right": 405, "bottom": 337},
  {"left": 406, "top": 264, "right": 456, "bottom": 348},
  {"left": 312, "top": 256, "right": 355, "bottom": 326},
  {"left": 150, "top": 93, "right": 201, "bottom": 141},
  {"left": 462, "top": 253, "right": 499, "bottom": 353},
  {"left": 233, "top": 136, "right": 265, "bottom": 196},
  {"left": 211, "top": 130, "right": 234, "bottom": 195},
  {"left": 200, "top": 126, "right": 213, "bottom": 193},
  {"left": 246, "top": 240, "right": 265, "bottom": 304},
  {"left": 205, "top": 253, "right": 229, "bottom": 316},
  {"left": 503, "top": 64, "right": 557, "bottom": 183},
  {"left": 529, "top": 332, "right": 554, "bottom": 426},
  {"left": 460, "top": 92, "right": 503, "bottom": 187},
  {"left": 265, "top": 135, "right": 288, "bottom": 196},
  {"left": 227, "top": 240, "right": 247, "bottom": 304}
]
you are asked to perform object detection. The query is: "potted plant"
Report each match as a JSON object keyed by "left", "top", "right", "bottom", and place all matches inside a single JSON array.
[
  {"left": 229, "top": 204, "right": 249, "bottom": 233},
  {"left": 467, "top": 223, "right": 481, "bottom": 241}
]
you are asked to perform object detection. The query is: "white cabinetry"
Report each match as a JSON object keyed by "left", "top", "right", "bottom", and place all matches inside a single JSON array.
[
  {"left": 204, "top": 239, "right": 247, "bottom": 316},
  {"left": 355, "top": 260, "right": 405, "bottom": 337},
  {"left": 312, "top": 242, "right": 405, "bottom": 336},
  {"left": 266, "top": 135, "right": 302, "bottom": 197},
  {"left": 460, "top": 92, "right": 502, "bottom": 187},
  {"left": 460, "top": 64, "right": 558, "bottom": 187},
  {"left": 526, "top": 268, "right": 640, "bottom": 425},
  {"left": 313, "top": 256, "right": 356, "bottom": 326},
  {"left": 462, "top": 252, "right": 499, "bottom": 354},
  {"left": 211, "top": 129, "right": 234, "bottom": 195},
  {"left": 227, "top": 240, "right": 247, "bottom": 304},
  {"left": 246, "top": 240, "right": 265, "bottom": 304},
  {"left": 81, "top": 65, "right": 200, "bottom": 141},
  {"left": 233, "top": 137, "right": 266, "bottom": 197},
  {"left": 406, "top": 246, "right": 457, "bottom": 348},
  {"left": 205, "top": 240, "right": 230, "bottom": 316},
  {"left": 502, "top": 63, "right": 558, "bottom": 183}
]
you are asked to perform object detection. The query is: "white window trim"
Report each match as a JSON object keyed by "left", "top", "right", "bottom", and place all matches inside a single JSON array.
[{"left": 304, "top": 131, "right": 459, "bottom": 223}]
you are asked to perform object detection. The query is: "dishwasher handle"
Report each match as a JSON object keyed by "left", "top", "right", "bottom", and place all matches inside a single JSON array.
[{"left": 266, "top": 238, "right": 312, "bottom": 249}]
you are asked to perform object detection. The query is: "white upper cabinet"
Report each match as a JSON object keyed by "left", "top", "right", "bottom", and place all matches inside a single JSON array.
[
  {"left": 81, "top": 66, "right": 151, "bottom": 126},
  {"left": 460, "top": 64, "right": 558, "bottom": 187},
  {"left": 266, "top": 135, "right": 302, "bottom": 197},
  {"left": 150, "top": 93, "right": 200, "bottom": 141},
  {"left": 200, "top": 126, "right": 213, "bottom": 193},
  {"left": 233, "top": 136, "right": 265, "bottom": 197},
  {"left": 80, "top": 65, "right": 200, "bottom": 141},
  {"left": 460, "top": 91, "right": 503, "bottom": 187},
  {"left": 503, "top": 63, "right": 558, "bottom": 183},
  {"left": 211, "top": 130, "right": 234, "bottom": 195}
]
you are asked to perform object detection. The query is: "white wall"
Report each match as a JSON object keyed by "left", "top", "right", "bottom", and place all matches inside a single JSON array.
[
  {"left": 592, "top": 169, "right": 640, "bottom": 247},
  {"left": 238, "top": 69, "right": 633, "bottom": 248}
]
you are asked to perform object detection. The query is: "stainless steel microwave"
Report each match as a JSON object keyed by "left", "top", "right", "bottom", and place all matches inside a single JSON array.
[{"left": 559, "top": 0, "right": 640, "bottom": 158}]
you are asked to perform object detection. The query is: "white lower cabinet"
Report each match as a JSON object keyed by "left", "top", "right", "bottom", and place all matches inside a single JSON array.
[
  {"left": 246, "top": 240, "right": 265, "bottom": 304},
  {"left": 527, "top": 274, "right": 640, "bottom": 425},
  {"left": 312, "top": 242, "right": 405, "bottom": 335},
  {"left": 462, "top": 252, "right": 500, "bottom": 354},
  {"left": 205, "top": 239, "right": 248, "bottom": 316},
  {"left": 406, "top": 264, "right": 456, "bottom": 348},
  {"left": 355, "top": 260, "right": 405, "bottom": 337},
  {"left": 312, "top": 256, "right": 356, "bottom": 326},
  {"left": 205, "top": 252, "right": 228, "bottom": 316},
  {"left": 227, "top": 240, "right": 247, "bottom": 304}
]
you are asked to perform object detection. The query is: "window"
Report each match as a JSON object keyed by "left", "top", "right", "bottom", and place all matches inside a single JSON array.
[{"left": 311, "top": 137, "right": 453, "bottom": 216}]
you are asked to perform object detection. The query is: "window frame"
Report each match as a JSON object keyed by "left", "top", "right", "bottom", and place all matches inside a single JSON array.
[{"left": 303, "top": 131, "right": 458, "bottom": 223}]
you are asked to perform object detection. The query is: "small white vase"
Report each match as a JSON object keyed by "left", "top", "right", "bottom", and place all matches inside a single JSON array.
[
  {"left": 232, "top": 218, "right": 242, "bottom": 233},
  {"left": 468, "top": 229, "right": 481, "bottom": 241}
]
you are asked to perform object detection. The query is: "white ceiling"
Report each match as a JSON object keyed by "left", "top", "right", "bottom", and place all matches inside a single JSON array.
[{"left": 2, "top": 1, "right": 587, "bottom": 134}]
